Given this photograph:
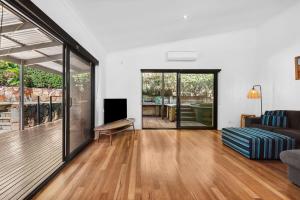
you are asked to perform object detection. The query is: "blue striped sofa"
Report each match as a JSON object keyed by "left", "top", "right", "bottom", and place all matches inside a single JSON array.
[
  {"left": 222, "top": 128, "right": 295, "bottom": 159},
  {"left": 245, "top": 110, "right": 300, "bottom": 148}
]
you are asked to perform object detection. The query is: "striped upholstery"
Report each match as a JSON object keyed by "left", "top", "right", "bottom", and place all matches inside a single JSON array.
[
  {"left": 222, "top": 128, "right": 295, "bottom": 160},
  {"left": 261, "top": 115, "right": 287, "bottom": 128},
  {"left": 262, "top": 110, "right": 288, "bottom": 128},
  {"left": 264, "top": 110, "right": 287, "bottom": 116}
]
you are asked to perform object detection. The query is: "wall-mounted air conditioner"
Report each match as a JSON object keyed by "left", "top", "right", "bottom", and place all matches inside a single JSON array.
[{"left": 167, "top": 51, "right": 198, "bottom": 61}]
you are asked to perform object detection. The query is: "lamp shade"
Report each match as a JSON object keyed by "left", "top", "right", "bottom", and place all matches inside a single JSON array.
[{"left": 247, "top": 88, "right": 261, "bottom": 99}]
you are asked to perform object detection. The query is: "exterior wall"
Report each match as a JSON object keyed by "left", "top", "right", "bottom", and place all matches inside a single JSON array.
[{"left": 0, "top": 87, "right": 62, "bottom": 102}]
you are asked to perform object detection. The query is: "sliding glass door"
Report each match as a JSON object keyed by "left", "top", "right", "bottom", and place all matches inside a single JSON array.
[
  {"left": 0, "top": 1, "right": 97, "bottom": 198},
  {"left": 69, "top": 51, "right": 92, "bottom": 152},
  {"left": 0, "top": 3, "right": 65, "bottom": 199},
  {"left": 141, "top": 70, "right": 219, "bottom": 130},
  {"left": 179, "top": 73, "right": 215, "bottom": 128},
  {"left": 66, "top": 50, "right": 93, "bottom": 156},
  {"left": 142, "top": 72, "right": 177, "bottom": 129}
]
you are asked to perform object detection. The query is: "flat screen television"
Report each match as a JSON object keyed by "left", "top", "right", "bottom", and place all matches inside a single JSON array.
[{"left": 104, "top": 98, "right": 127, "bottom": 124}]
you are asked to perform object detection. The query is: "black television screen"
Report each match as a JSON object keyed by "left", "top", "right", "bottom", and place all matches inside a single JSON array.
[{"left": 104, "top": 99, "right": 127, "bottom": 124}]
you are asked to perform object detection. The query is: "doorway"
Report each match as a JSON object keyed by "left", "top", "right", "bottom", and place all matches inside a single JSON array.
[
  {"left": 141, "top": 69, "right": 220, "bottom": 129},
  {"left": 65, "top": 49, "right": 93, "bottom": 158},
  {"left": 142, "top": 72, "right": 177, "bottom": 128},
  {"left": 0, "top": 4, "right": 64, "bottom": 199},
  {"left": 0, "top": 1, "right": 97, "bottom": 198}
]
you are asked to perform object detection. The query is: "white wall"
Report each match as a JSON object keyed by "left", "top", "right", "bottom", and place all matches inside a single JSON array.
[
  {"left": 32, "top": 0, "right": 107, "bottom": 125},
  {"left": 257, "top": 2, "right": 300, "bottom": 111},
  {"left": 105, "top": 28, "right": 261, "bottom": 129},
  {"left": 103, "top": 3, "right": 300, "bottom": 129},
  {"left": 33, "top": 0, "right": 300, "bottom": 129}
]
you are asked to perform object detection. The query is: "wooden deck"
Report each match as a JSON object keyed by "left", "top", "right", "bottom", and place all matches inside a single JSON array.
[
  {"left": 143, "top": 116, "right": 176, "bottom": 128},
  {"left": 143, "top": 117, "right": 206, "bottom": 128},
  {"left": 35, "top": 130, "right": 300, "bottom": 200},
  {"left": 0, "top": 120, "right": 63, "bottom": 200}
]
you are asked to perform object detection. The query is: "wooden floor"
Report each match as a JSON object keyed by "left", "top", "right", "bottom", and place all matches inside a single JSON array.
[
  {"left": 0, "top": 121, "right": 62, "bottom": 200},
  {"left": 35, "top": 130, "right": 300, "bottom": 200}
]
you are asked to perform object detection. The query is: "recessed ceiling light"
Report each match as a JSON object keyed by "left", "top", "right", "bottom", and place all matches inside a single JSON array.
[{"left": 183, "top": 15, "right": 189, "bottom": 20}]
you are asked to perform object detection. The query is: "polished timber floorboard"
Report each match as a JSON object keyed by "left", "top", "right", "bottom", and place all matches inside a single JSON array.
[{"left": 35, "top": 130, "right": 300, "bottom": 200}]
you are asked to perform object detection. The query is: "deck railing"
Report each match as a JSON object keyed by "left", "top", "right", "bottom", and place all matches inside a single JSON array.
[{"left": 0, "top": 96, "right": 62, "bottom": 133}]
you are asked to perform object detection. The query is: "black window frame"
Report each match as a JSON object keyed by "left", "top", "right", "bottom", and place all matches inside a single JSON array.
[{"left": 141, "top": 69, "right": 221, "bottom": 130}]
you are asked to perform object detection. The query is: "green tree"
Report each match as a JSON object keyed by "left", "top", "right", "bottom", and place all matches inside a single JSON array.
[
  {"left": 142, "top": 73, "right": 162, "bottom": 96},
  {"left": 0, "top": 61, "right": 20, "bottom": 86},
  {"left": 0, "top": 61, "right": 63, "bottom": 89},
  {"left": 142, "top": 73, "right": 213, "bottom": 97},
  {"left": 181, "top": 74, "right": 213, "bottom": 97},
  {"left": 24, "top": 68, "right": 62, "bottom": 88}
]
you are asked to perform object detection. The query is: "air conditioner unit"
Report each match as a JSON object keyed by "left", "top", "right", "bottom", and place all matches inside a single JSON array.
[{"left": 167, "top": 51, "right": 198, "bottom": 61}]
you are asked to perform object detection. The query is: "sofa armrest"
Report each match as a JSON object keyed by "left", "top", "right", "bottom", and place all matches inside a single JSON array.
[
  {"left": 280, "top": 150, "right": 300, "bottom": 169},
  {"left": 245, "top": 117, "right": 261, "bottom": 127}
]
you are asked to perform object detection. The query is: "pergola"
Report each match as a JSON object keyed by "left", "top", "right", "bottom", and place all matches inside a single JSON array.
[
  {"left": 0, "top": 6, "right": 63, "bottom": 130},
  {"left": 0, "top": 6, "right": 62, "bottom": 74}
]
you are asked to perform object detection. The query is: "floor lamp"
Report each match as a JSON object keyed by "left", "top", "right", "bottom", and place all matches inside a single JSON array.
[{"left": 247, "top": 85, "right": 263, "bottom": 116}]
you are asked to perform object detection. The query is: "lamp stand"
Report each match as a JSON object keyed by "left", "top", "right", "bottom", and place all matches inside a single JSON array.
[{"left": 253, "top": 85, "right": 263, "bottom": 116}]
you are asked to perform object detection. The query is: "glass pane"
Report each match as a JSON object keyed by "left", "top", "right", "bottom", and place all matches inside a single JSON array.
[
  {"left": 69, "top": 51, "right": 92, "bottom": 153},
  {"left": 142, "top": 72, "right": 177, "bottom": 128},
  {"left": 24, "top": 67, "right": 63, "bottom": 128},
  {"left": 162, "top": 73, "right": 177, "bottom": 127},
  {"left": 180, "top": 74, "right": 214, "bottom": 128}
]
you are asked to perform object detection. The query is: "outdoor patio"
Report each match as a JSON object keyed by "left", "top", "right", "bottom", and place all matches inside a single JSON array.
[
  {"left": 0, "top": 4, "right": 67, "bottom": 199},
  {"left": 143, "top": 116, "right": 176, "bottom": 129},
  {"left": 0, "top": 120, "right": 62, "bottom": 199}
]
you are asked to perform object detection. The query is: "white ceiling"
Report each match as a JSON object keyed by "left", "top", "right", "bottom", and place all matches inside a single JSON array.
[{"left": 68, "top": 0, "right": 298, "bottom": 52}]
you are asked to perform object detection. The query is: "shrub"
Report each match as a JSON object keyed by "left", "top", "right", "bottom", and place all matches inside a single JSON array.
[{"left": 0, "top": 61, "right": 62, "bottom": 88}]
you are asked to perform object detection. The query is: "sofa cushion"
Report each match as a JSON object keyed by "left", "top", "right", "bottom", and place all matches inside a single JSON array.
[
  {"left": 274, "top": 128, "right": 300, "bottom": 148},
  {"left": 280, "top": 150, "right": 300, "bottom": 169},
  {"left": 265, "top": 110, "right": 287, "bottom": 117},
  {"left": 261, "top": 115, "right": 287, "bottom": 128}
]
